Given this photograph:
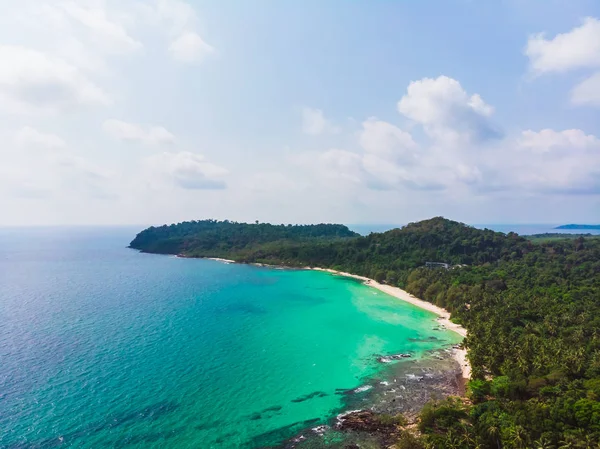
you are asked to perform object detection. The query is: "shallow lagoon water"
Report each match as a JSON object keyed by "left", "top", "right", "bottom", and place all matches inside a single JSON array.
[{"left": 0, "top": 228, "right": 460, "bottom": 448}]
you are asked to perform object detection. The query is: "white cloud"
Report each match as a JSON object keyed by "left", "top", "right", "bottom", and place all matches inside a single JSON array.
[
  {"left": 291, "top": 76, "right": 600, "bottom": 200},
  {"left": 318, "top": 149, "right": 366, "bottom": 184},
  {"left": 298, "top": 115, "right": 443, "bottom": 192},
  {"left": 301, "top": 107, "right": 340, "bottom": 135},
  {"left": 15, "top": 126, "right": 66, "bottom": 149},
  {"left": 151, "top": 0, "right": 199, "bottom": 35},
  {"left": 459, "top": 128, "right": 600, "bottom": 196},
  {"left": 1, "top": 128, "right": 114, "bottom": 199},
  {"left": 0, "top": 45, "right": 110, "bottom": 114},
  {"left": 526, "top": 17, "right": 600, "bottom": 74},
  {"left": 571, "top": 72, "right": 600, "bottom": 106},
  {"left": 59, "top": 2, "right": 142, "bottom": 55},
  {"left": 358, "top": 118, "right": 417, "bottom": 163},
  {"left": 397, "top": 76, "right": 498, "bottom": 142},
  {"left": 519, "top": 128, "right": 600, "bottom": 153},
  {"left": 243, "top": 172, "right": 304, "bottom": 193},
  {"left": 302, "top": 144, "right": 446, "bottom": 193},
  {"left": 140, "top": 0, "right": 215, "bottom": 64},
  {"left": 144, "top": 151, "right": 228, "bottom": 189},
  {"left": 298, "top": 78, "right": 600, "bottom": 198},
  {"left": 510, "top": 129, "right": 600, "bottom": 195},
  {"left": 169, "top": 32, "right": 214, "bottom": 63},
  {"left": 5, "top": 1, "right": 143, "bottom": 75},
  {"left": 103, "top": 120, "right": 175, "bottom": 145},
  {"left": 53, "top": 153, "right": 116, "bottom": 198},
  {"left": 310, "top": 125, "right": 600, "bottom": 197}
]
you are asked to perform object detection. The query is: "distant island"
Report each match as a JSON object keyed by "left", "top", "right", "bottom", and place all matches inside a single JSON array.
[
  {"left": 555, "top": 223, "right": 600, "bottom": 230},
  {"left": 130, "top": 217, "right": 600, "bottom": 448}
]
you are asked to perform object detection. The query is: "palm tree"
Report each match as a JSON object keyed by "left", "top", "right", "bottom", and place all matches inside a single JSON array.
[
  {"left": 557, "top": 438, "right": 574, "bottom": 449},
  {"left": 533, "top": 436, "right": 554, "bottom": 449},
  {"left": 486, "top": 424, "right": 501, "bottom": 449},
  {"left": 509, "top": 425, "right": 528, "bottom": 449},
  {"left": 444, "top": 430, "right": 463, "bottom": 449},
  {"left": 581, "top": 435, "right": 597, "bottom": 449}
]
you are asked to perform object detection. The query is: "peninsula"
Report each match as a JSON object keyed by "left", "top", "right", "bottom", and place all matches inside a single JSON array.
[
  {"left": 555, "top": 223, "right": 600, "bottom": 230},
  {"left": 131, "top": 217, "right": 600, "bottom": 448}
]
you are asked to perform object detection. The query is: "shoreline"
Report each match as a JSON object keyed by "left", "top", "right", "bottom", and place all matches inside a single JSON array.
[
  {"left": 310, "top": 268, "right": 471, "bottom": 381},
  {"left": 207, "top": 257, "right": 236, "bottom": 263}
]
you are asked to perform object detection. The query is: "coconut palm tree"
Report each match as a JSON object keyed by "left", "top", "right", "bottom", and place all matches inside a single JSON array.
[
  {"left": 508, "top": 425, "right": 528, "bottom": 449},
  {"left": 533, "top": 436, "right": 554, "bottom": 449},
  {"left": 486, "top": 423, "right": 501, "bottom": 449}
]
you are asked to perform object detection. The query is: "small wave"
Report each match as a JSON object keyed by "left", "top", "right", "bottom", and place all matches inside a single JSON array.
[
  {"left": 311, "top": 425, "right": 329, "bottom": 436},
  {"left": 336, "top": 409, "right": 362, "bottom": 424},
  {"left": 353, "top": 385, "right": 373, "bottom": 393},
  {"left": 377, "top": 353, "right": 411, "bottom": 363},
  {"left": 406, "top": 374, "right": 424, "bottom": 381}
]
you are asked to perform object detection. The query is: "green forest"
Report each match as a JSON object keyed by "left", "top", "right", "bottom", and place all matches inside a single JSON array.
[
  {"left": 129, "top": 220, "right": 359, "bottom": 256},
  {"left": 131, "top": 218, "right": 600, "bottom": 448}
]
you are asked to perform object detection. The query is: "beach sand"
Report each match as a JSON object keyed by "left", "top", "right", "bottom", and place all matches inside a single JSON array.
[{"left": 311, "top": 268, "right": 471, "bottom": 381}]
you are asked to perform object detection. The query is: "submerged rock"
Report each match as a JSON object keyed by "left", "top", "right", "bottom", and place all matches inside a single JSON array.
[
  {"left": 336, "top": 410, "right": 401, "bottom": 433},
  {"left": 377, "top": 353, "right": 412, "bottom": 363},
  {"left": 311, "top": 425, "right": 329, "bottom": 436}
]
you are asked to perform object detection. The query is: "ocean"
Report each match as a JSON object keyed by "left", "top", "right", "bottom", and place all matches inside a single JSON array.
[{"left": 0, "top": 227, "right": 461, "bottom": 449}]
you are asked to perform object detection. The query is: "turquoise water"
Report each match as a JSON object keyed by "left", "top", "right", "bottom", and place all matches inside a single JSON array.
[{"left": 0, "top": 228, "right": 460, "bottom": 448}]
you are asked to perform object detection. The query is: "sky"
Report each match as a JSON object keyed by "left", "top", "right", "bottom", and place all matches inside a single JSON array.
[{"left": 1, "top": 0, "right": 600, "bottom": 226}]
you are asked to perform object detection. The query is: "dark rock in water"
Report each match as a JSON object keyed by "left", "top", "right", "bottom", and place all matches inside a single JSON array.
[
  {"left": 335, "top": 388, "right": 353, "bottom": 395},
  {"left": 276, "top": 353, "right": 464, "bottom": 448},
  {"left": 195, "top": 421, "right": 221, "bottom": 431},
  {"left": 377, "top": 353, "right": 411, "bottom": 363},
  {"left": 290, "top": 391, "right": 328, "bottom": 403},
  {"left": 261, "top": 405, "right": 283, "bottom": 414},
  {"left": 337, "top": 410, "right": 400, "bottom": 434},
  {"left": 245, "top": 418, "right": 322, "bottom": 448},
  {"left": 409, "top": 336, "right": 439, "bottom": 342}
]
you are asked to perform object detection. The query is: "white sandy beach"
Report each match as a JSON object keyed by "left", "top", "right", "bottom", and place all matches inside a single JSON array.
[
  {"left": 311, "top": 268, "right": 471, "bottom": 380},
  {"left": 207, "top": 257, "right": 236, "bottom": 263}
]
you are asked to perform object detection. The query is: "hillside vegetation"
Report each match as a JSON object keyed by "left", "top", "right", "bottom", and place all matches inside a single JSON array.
[
  {"left": 129, "top": 220, "right": 359, "bottom": 257},
  {"left": 131, "top": 217, "right": 600, "bottom": 448}
]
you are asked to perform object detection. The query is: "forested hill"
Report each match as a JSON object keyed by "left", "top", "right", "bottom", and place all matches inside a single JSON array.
[
  {"left": 129, "top": 220, "right": 359, "bottom": 256},
  {"left": 130, "top": 217, "right": 530, "bottom": 280},
  {"left": 183, "top": 217, "right": 531, "bottom": 284},
  {"left": 130, "top": 217, "right": 525, "bottom": 268},
  {"left": 131, "top": 217, "right": 600, "bottom": 447}
]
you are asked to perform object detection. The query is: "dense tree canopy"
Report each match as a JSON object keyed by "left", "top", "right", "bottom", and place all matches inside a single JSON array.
[
  {"left": 129, "top": 220, "right": 359, "bottom": 256},
  {"left": 131, "top": 217, "right": 600, "bottom": 447}
]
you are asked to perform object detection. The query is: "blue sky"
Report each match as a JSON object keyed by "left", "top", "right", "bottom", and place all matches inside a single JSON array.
[{"left": 0, "top": 0, "right": 599, "bottom": 225}]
